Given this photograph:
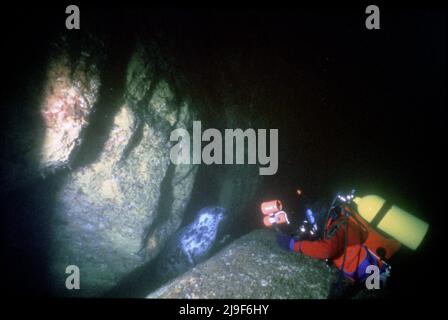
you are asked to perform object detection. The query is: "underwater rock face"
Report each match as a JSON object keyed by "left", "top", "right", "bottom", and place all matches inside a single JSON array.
[
  {"left": 147, "top": 229, "right": 338, "bottom": 299},
  {"left": 50, "top": 41, "right": 197, "bottom": 296},
  {"left": 40, "top": 50, "right": 100, "bottom": 172},
  {"left": 4, "top": 34, "right": 263, "bottom": 297},
  {"left": 100, "top": 206, "right": 231, "bottom": 297},
  {"left": 216, "top": 108, "right": 262, "bottom": 219}
]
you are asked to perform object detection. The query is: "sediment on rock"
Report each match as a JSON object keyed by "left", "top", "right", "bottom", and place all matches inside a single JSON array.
[{"left": 147, "top": 229, "right": 338, "bottom": 299}]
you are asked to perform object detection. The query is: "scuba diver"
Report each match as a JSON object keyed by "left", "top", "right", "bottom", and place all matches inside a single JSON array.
[{"left": 261, "top": 189, "right": 429, "bottom": 298}]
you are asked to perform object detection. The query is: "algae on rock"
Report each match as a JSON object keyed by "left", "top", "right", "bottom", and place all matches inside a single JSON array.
[{"left": 147, "top": 229, "right": 338, "bottom": 299}]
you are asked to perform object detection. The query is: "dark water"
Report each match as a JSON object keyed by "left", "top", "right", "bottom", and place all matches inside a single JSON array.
[{"left": 1, "top": 6, "right": 446, "bottom": 298}]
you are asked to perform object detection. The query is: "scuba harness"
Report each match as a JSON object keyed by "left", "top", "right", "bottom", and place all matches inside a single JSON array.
[
  {"left": 312, "top": 189, "right": 391, "bottom": 281},
  {"left": 261, "top": 189, "right": 394, "bottom": 283},
  {"left": 324, "top": 190, "right": 359, "bottom": 282}
]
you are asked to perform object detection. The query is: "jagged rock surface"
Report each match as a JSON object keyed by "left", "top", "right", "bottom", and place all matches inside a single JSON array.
[
  {"left": 3, "top": 32, "right": 264, "bottom": 297},
  {"left": 49, "top": 41, "right": 198, "bottom": 296},
  {"left": 147, "top": 229, "right": 338, "bottom": 299}
]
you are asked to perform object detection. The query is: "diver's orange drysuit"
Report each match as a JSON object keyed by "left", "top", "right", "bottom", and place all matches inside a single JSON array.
[{"left": 281, "top": 211, "right": 401, "bottom": 281}]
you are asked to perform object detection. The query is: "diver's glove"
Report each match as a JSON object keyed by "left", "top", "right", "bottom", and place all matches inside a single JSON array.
[{"left": 276, "top": 233, "right": 291, "bottom": 251}]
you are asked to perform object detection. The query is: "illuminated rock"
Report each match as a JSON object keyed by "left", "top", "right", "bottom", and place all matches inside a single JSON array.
[
  {"left": 147, "top": 229, "right": 338, "bottom": 299},
  {"left": 50, "top": 42, "right": 198, "bottom": 296},
  {"left": 40, "top": 51, "right": 100, "bottom": 172}
]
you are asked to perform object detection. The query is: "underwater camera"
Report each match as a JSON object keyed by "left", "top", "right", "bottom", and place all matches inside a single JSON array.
[
  {"left": 261, "top": 200, "right": 290, "bottom": 227},
  {"left": 260, "top": 196, "right": 319, "bottom": 240}
]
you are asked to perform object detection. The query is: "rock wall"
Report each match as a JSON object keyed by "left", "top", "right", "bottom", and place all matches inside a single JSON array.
[
  {"left": 17, "top": 34, "right": 262, "bottom": 296},
  {"left": 147, "top": 229, "right": 338, "bottom": 299},
  {"left": 2, "top": 28, "right": 264, "bottom": 297},
  {"left": 47, "top": 40, "right": 201, "bottom": 296}
]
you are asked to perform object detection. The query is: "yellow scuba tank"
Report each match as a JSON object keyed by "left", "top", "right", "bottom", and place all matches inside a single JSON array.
[{"left": 353, "top": 195, "right": 429, "bottom": 250}]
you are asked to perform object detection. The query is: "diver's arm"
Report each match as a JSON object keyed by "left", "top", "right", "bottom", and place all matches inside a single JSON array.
[
  {"left": 289, "top": 218, "right": 365, "bottom": 260},
  {"left": 276, "top": 227, "right": 345, "bottom": 260},
  {"left": 276, "top": 233, "right": 292, "bottom": 250},
  {"left": 292, "top": 236, "right": 345, "bottom": 260}
]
